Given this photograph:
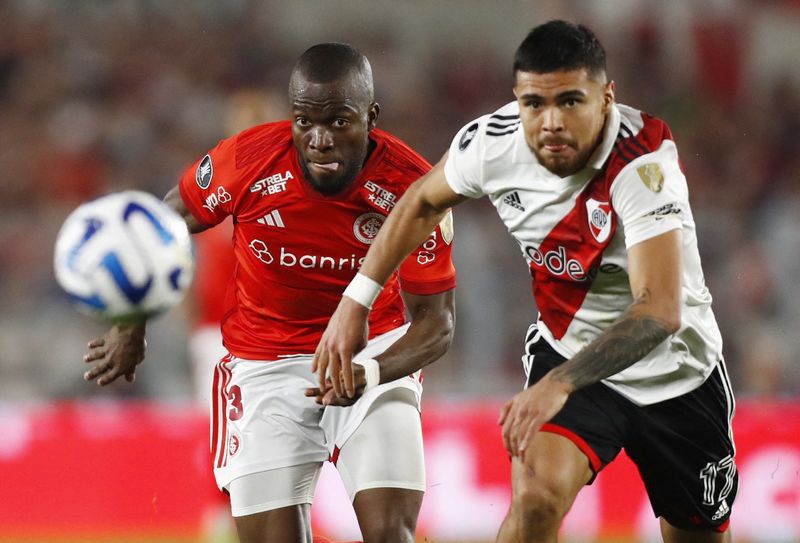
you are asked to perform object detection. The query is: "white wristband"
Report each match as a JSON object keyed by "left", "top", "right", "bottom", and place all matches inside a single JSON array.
[
  {"left": 353, "top": 358, "right": 381, "bottom": 391},
  {"left": 342, "top": 273, "right": 383, "bottom": 309}
]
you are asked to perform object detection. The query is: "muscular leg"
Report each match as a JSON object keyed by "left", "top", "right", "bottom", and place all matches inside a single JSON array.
[
  {"left": 353, "top": 488, "right": 422, "bottom": 543},
  {"left": 234, "top": 504, "right": 312, "bottom": 543},
  {"left": 227, "top": 463, "right": 322, "bottom": 543},
  {"left": 660, "top": 518, "right": 731, "bottom": 543},
  {"left": 334, "top": 388, "right": 425, "bottom": 543},
  {"left": 497, "top": 431, "right": 594, "bottom": 543}
]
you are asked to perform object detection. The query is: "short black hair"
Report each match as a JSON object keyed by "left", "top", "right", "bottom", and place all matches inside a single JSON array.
[
  {"left": 290, "top": 42, "right": 374, "bottom": 101},
  {"left": 513, "top": 20, "right": 606, "bottom": 78}
]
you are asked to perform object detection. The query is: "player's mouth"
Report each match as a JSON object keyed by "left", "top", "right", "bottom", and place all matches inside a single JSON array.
[
  {"left": 308, "top": 161, "right": 341, "bottom": 175},
  {"left": 541, "top": 141, "right": 571, "bottom": 153}
]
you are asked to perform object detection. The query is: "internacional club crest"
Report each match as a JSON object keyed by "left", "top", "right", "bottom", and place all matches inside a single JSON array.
[
  {"left": 353, "top": 212, "right": 385, "bottom": 244},
  {"left": 586, "top": 198, "right": 613, "bottom": 243},
  {"left": 228, "top": 431, "right": 241, "bottom": 458}
]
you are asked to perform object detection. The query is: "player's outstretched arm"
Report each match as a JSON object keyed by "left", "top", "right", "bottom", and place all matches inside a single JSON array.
[
  {"left": 500, "top": 229, "right": 683, "bottom": 457},
  {"left": 308, "top": 289, "right": 455, "bottom": 406},
  {"left": 83, "top": 185, "right": 206, "bottom": 386},
  {"left": 163, "top": 185, "right": 208, "bottom": 234},
  {"left": 313, "top": 154, "right": 468, "bottom": 398}
]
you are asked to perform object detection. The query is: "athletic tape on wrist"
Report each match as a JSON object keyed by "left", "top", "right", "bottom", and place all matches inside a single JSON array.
[
  {"left": 342, "top": 273, "right": 383, "bottom": 309},
  {"left": 353, "top": 358, "right": 380, "bottom": 391}
]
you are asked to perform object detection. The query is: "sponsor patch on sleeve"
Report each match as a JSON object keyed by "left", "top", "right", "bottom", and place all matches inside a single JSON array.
[{"left": 196, "top": 154, "right": 213, "bottom": 189}]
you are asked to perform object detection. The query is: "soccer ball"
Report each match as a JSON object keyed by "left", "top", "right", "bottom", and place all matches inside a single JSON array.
[{"left": 54, "top": 190, "right": 195, "bottom": 322}]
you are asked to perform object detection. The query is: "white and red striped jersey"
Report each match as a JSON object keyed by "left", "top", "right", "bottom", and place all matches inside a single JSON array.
[
  {"left": 444, "top": 101, "right": 723, "bottom": 405},
  {"left": 179, "top": 121, "right": 456, "bottom": 361}
]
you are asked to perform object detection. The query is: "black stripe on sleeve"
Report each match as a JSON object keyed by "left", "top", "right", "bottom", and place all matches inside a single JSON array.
[
  {"left": 486, "top": 127, "right": 520, "bottom": 137},
  {"left": 613, "top": 137, "right": 637, "bottom": 163},
  {"left": 489, "top": 113, "right": 519, "bottom": 121},
  {"left": 487, "top": 121, "right": 521, "bottom": 130},
  {"left": 619, "top": 123, "right": 650, "bottom": 156}
]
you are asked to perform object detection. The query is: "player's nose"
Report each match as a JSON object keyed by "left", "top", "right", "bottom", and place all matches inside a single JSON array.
[
  {"left": 541, "top": 107, "right": 564, "bottom": 132},
  {"left": 309, "top": 126, "right": 334, "bottom": 151}
]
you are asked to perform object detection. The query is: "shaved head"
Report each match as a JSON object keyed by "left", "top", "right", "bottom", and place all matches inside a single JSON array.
[
  {"left": 289, "top": 43, "right": 374, "bottom": 106},
  {"left": 288, "top": 43, "right": 380, "bottom": 196}
]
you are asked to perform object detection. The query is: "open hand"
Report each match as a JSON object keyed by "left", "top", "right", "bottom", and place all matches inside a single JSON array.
[
  {"left": 498, "top": 372, "right": 573, "bottom": 457},
  {"left": 83, "top": 323, "right": 146, "bottom": 386}
]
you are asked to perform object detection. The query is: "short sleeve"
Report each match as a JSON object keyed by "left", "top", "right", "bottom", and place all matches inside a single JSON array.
[
  {"left": 398, "top": 209, "right": 457, "bottom": 295},
  {"left": 611, "top": 140, "right": 688, "bottom": 248},
  {"left": 443, "top": 120, "right": 486, "bottom": 199},
  {"left": 178, "top": 136, "right": 243, "bottom": 229}
]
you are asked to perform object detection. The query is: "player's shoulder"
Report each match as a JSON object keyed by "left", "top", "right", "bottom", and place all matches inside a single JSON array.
[
  {"left": 369, "top": 128, "right": 431, "bottom": 179},
  {"left": 613, "top": 104, "right": 675, "bottom": 165},
  {"left": 454, "top": 101, "right": 520, "bottom": 156},
  {"left": 225, "top": 120, "right": 293, "bottom": 168}
]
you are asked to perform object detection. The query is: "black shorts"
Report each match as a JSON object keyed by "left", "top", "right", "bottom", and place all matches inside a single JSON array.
[{"left": 523, "top": 329, "right": 738, "bottom": 532}]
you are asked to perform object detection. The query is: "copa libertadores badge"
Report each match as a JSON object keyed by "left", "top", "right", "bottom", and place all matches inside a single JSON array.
[
  {"left": 458, "top": 122, "right": 479, "bottom": 151},
  {"left": 196, "top": 154, "right": 213, "bottom": 189}
]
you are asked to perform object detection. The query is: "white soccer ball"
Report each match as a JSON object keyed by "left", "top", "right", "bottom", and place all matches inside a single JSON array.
[{"left": 54, "top": 190, "right": 195, "bottom": 322}]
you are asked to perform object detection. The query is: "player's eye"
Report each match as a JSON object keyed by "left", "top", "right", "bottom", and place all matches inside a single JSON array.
[
  {"left": 528, "top": 101, "right": 542, "bottom": 110},
  {"left": 333, "top": 118, "right": 350, "bottom": 128},
  {"left": 564, "top": 98, "right": 579, "bottom": 107},
  {"left": 295, "top": 117, "right": 311, "bottom": 128}
]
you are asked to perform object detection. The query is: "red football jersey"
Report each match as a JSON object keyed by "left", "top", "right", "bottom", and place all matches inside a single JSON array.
[
  {"left": 179, "top": 121, "right": 456, "bottom": 360},
  {"left": 191, "top": 219, "right": 235, "bottom": 327}
]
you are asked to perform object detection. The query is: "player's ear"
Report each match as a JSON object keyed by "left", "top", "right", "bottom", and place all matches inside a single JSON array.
[
  {"left": 603, "top": 81, "right": 616, "bottom": 112},
  {"left": 367, "top": 102, "right": 380, "bottom": 131}
]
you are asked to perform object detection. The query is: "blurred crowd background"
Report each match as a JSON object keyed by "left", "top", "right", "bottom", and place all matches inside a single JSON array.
[{"left": 2, "top": 0, "right": 799, "bottom": 403}]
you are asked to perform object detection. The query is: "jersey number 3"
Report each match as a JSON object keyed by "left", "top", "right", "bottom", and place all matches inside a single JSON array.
[{"left": 228, "top": 385, "right": 244, "bottom": 421}]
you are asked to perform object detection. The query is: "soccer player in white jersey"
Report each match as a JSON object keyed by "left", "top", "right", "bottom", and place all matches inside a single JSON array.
[
  {"left": 315, "top": 21, "right": 737, "bottom": 543},
  {"left": 82, "top": 44, "right": 457, "bottom": 543}
]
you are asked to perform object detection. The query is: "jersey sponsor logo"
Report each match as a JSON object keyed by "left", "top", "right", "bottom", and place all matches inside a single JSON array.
[
  {"left": 202, "top": 186, "right": 232, "bottom": 212},
  {"left": 364, "top": 180, "right": 397, "bottom": 211},
  {"left": 646, "top": 202, "right": 682, "bottom": 218},
  {"left": 248, "top": 238, "right": 366, "bottom": 271},
  {"left": 458, "top": 122, "right": 479, "bottom": 151},
  {"left": 418, "top": 230, "right": 440, "bottom": 265},
  {"left": 586, "top": 198, "right": 613, "bottom": 243},
  {"left": 503, "top": 191, "right": 525, "bottom": 212},
  {"left": 249, "top": 170, "right": 294, "bottom": 196},
  {"left": 196, "top": 154, "right": 213, "bottom": 189},
  {"left": 636, "top": 163, "right": 664, "bottom": 192},
  {"left": 524, "top": 244, "right": 589, "bottom": 282},
  {"left": 256, "top": 209, "right": 285, "bottom": 228},
  {"left": 248, "top": 239, "right": 274, "bottom": 264},
  {"left": 353, "top": 212, "right": 385, "bottom": 244}
]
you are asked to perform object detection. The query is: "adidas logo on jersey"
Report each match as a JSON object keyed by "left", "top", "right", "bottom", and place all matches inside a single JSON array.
[
  {"left": 503, "top": 191, "right": 525, "bottom": 211},
  {"left": 711, "top": 500, "right": 729, "bottom": 521},
  {"left": 257, "top": 210, "right": 285, "bottom": 228}
]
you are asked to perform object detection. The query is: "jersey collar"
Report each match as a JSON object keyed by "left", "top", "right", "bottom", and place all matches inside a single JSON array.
[
  {"left": 511, "top": 103, "right": 621, "bottom": 172},
  {"left": 586, "top": 103, "right": 620, "bottom": 170}
]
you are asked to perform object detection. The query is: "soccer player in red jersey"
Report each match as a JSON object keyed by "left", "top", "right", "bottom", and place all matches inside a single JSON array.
[
  {"left": 317, "top": 22, "right": 736, "bottom": 543},
  {"left": 83, "top": 43, "right": 456, "bottom": 543}
]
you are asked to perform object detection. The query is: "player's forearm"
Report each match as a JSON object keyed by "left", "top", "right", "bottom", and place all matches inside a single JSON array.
[
  {"left": 375, "top": 291, "right": 455, "bottom": 383},
  {"left": 547, "top": 289, "right": 679, "bottom": 392},
  {"left": 163, "top": 185, "right": 207, "bottom": 234},
  {"left": 359, "top": 181, "right": 448, "bottom": 286}
]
